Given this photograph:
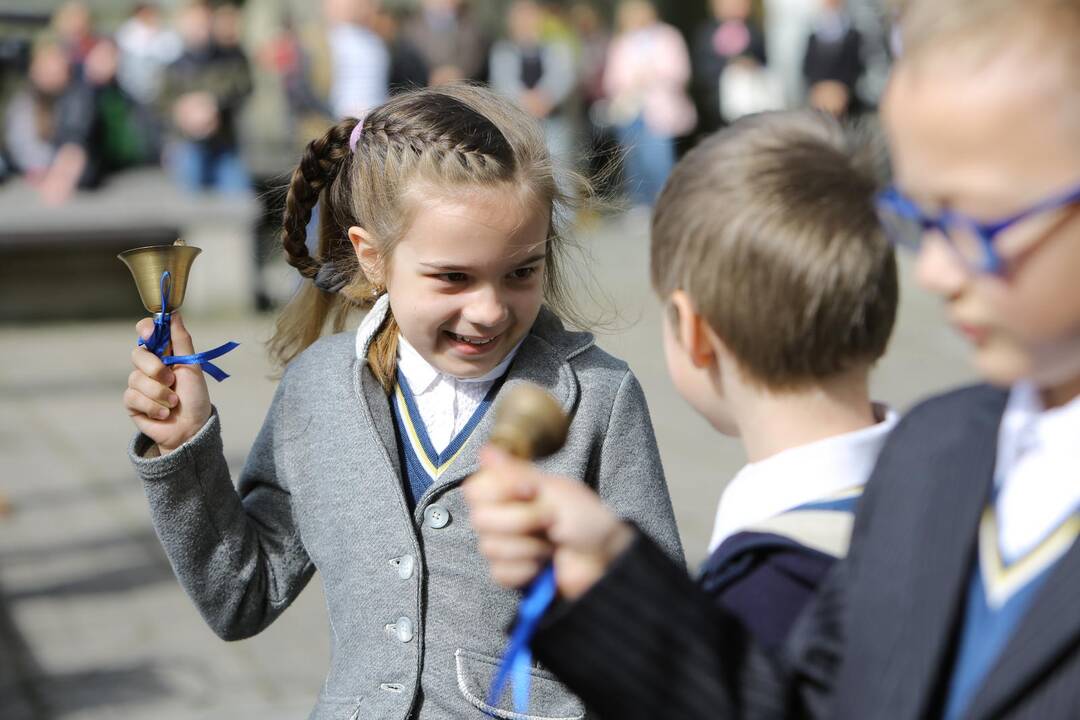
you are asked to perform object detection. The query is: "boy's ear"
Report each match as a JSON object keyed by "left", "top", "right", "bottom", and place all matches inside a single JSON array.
[
  {"left": 348, "top": 226, "right": 383, "bottom": 284},
  {"left": 670, "top": 290, "right": 717, "bottom": 369}
]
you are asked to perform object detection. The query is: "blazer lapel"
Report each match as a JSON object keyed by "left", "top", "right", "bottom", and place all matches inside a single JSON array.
[
  {"left": 354, "top": 358, "right": 402, "bottom": 480},
  {"left": 861, "top": 388, "right": 1007, "bottom": 719},
  {"left": 965, "top": 535, "right": 1080, "bottom": 720},
  {"left": 350, "top": 296, "right": 402, "bottom": 481},
  {"left": 901, "top": 441, "right": 996, "bottom": 717}
]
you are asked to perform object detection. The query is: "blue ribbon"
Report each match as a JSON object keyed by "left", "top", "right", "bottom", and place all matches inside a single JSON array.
[
  {"left": 487, "top": 564, "right": 558, "bottom": 716},
  {"left": 138, "top": 271, "right": 238, "bottom": 382}
]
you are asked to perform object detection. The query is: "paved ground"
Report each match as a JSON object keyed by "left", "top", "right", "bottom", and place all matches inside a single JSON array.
[{"left": 0, "top": 213, "right": 975, "bottom": 718}]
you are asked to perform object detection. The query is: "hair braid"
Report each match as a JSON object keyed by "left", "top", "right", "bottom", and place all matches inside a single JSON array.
[{"left": 281, "top": 119, "right": 358, "bottom": 279}]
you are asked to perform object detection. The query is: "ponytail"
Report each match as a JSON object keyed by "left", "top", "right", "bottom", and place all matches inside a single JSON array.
[{"left": 268, "top": 119, "right": 361, "bottom": 371}]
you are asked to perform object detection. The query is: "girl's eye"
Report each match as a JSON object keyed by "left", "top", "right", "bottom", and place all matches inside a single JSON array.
[
  {"left": 438, "top": 272, "right": 469, "bottom": 283},
  {"left": 509, "top": 266, "right": 537, "bottom": 281}
]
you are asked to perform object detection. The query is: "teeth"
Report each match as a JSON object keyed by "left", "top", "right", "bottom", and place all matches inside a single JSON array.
[{"left": 452, "top": 333, "right": 495, "bottom": 346}]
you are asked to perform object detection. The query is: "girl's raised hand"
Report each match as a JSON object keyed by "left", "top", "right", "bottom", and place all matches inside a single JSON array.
[{"left": 123, "top": 312, "right": 212, "bottom": 455}]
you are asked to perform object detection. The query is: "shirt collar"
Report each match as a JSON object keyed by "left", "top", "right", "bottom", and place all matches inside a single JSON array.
[
  {"left": 708, "top": 404, "right": 898, "bottom": 553},
  {"left": 354, "top": 295, "right": 525, "bottom": 389},
  {"left": 996, "top": 380, "right": 1080, "bottom": 486},
  {"left": 398, "top": 334, "right": 524, "bottom": 392}
]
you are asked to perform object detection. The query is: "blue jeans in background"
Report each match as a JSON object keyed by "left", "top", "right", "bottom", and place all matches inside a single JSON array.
[
  {"left": 169, "top": 141, "right": 251, "bottom": 194},
  {"left": 616, "top": 116, "right": 676, "bottom": 206}
]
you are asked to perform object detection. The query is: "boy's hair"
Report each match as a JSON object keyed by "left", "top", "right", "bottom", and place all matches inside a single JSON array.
[
  {"left": 269, "top": 84, "right": 588, "bottom": 391},
  {"left": 650, "top": 110, "right": 897, "bottom": 391}
]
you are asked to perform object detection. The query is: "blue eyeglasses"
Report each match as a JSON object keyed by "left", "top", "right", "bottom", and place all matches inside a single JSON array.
[{"left": 875, "top": 180, "right": 1080, "bottom": 274}]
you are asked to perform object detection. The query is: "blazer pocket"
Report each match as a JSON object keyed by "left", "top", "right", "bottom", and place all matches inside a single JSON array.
[
  {"left": 455, "top": 648, "right": 585, "bottom": 720},
  {"left": 312, "top": 693, "right": 365, "bottom": 720}
]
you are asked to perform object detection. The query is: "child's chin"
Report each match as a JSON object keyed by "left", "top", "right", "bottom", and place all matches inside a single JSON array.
[
  {"left": 436, "top": 352, "right": 504, "bottom": 379},
  {"left": 972, "top": 347, "right": 1031, "bottom": 389}
]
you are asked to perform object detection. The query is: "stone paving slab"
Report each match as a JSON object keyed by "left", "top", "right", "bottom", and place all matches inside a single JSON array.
[{"left": 0, "top": 216, "right": 974, "bottom": 718}]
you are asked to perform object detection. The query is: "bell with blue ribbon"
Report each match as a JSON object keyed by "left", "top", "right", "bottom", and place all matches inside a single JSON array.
[
  {"left": 118, "top": 241, "right": 238, "bottom": 381},
  {"left": 484, "top": 384, "right": 569, "bottom": 717}
]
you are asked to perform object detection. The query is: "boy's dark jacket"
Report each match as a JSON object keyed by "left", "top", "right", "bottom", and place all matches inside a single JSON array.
[{"left": 533, "top": 384, "right": 1080, "bottom": 719}]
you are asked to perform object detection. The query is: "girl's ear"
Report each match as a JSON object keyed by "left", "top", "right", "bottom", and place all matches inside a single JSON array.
[
  {"left": 348, "top": 226, "right": 383, "bottom": 285},
  {"left": 670, "top": 290, "right": 717, "bottom": 370}
]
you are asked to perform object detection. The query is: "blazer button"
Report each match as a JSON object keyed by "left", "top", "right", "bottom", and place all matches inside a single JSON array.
[
  {"left": 395, "top": 616, "right": 413, "bottom": 643},
  {"left": 389, "top": 555, "right": 415, "bottom": 580},
  {"left": 424, "top": 504, "right": 450, "bottom": 529}
]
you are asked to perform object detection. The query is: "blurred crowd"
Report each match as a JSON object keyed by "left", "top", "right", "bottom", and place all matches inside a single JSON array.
[{"left": 0, "top": 0, "right": 889, "bottom": 207}]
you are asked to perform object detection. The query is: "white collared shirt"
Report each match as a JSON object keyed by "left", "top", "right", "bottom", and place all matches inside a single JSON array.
[
  {"left": 993, "top": 381, "right": 1080, "bottom": 564},
  {"left": 394, "top": 335, "right": 521, "bottom": 453},
  {"left": 353, "top": 299, "right": 522, "bottom": 454},
  {"left": 708, "top": 405, "right": 899, "bottom": 553}
]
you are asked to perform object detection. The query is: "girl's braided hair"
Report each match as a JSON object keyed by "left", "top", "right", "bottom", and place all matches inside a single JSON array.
[{"left": 268, "top": 83, "right": 592, "bottom": 391}]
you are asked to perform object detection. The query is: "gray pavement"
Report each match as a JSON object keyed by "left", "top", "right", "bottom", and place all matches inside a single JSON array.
[{"left": 0, "top": 214, "right": 974, "bottom": 718}]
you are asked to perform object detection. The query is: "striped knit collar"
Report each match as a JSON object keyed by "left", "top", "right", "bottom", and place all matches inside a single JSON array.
[{"left": 393, "top": 368, "right": 506, "bottom": 480}]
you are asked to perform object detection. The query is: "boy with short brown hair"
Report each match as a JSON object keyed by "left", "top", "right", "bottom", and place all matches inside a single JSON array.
[
  {"left": 468, "top": 0, "right": 1080, "bottom": 717},
  {"left": 471, "top": 108, "right": 900, "bottom": 655}
]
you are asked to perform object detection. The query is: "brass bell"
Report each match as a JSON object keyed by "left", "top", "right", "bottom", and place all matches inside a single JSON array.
[
  {"left": 117, "top": 239, "right": 201, "bottom": 314},
  {"left": 488, "top": 384, "right": 569, "bottom": 460}
]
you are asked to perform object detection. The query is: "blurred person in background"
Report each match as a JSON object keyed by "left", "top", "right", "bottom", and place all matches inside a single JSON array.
[
  {"left": 691, "top": 0, "right": 770, "bottom": 133},
  {"left": 51, "top": 1, "right": 100, "bottom": 78},
  {"left": 603, "top": 0, "right": 695, "bottom": 207},
  {"left": 490, "top": 0, "right": 576, "bottom": 167},
  {"left": 4, "top": 37, "right": 98, "bottom": 204},
  {"left": 84, "top": 37, "right": 155, "bottom": 173},
  {"left": 802, "top": 0, "right": 864, "bottom": 118},
  {"left": 405, "top": 0, "right": 488, "bottom": 85},
  {"left": 116, "top": 2, "right": 182, "bottom": 161},
  {"left": 161, "top": 0, "right": 253, "bottom": 193},
  {"left": 258, "top": 12, "right": 334, "bottom": 149},
  {"left": 568, "top": 2, "right": 618, "bottom": 194},
  {"left": 322, "top": 0, "right": 389, "bottom": 119},
  {"left": 371, "top": 6, "right": 430, "bottom": 95}
]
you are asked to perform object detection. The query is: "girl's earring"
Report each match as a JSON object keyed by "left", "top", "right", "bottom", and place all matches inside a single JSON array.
[{"left": 371, "top": 284, "right": 386, "bottom": 299}]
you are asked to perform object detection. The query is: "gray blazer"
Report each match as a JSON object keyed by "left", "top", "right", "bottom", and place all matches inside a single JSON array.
[{"left": 129, "top": 300, "right": 683, "bottom": 720}]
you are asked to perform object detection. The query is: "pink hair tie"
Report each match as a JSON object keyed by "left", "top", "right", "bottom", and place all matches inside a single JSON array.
[{"left": 349, "top": 116, "right": 365, "bottom": 152}]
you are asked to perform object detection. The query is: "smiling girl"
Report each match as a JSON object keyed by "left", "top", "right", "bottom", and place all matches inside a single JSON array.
[{"left": 122, "top": 84, "right": 681, "bottom": 720}]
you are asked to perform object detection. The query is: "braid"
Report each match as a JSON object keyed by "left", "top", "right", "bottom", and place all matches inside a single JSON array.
[
  {"left": 281, "top": 119, "right": 358, "bottom": 279},
  {"left": 360, "top": 96, "right": 516, "bottom": 181}
]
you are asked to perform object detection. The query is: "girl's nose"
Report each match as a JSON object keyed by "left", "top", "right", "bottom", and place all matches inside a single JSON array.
[
  {"left": 915, "top": 234, "right": 969, "bottom": 300},
  {"left": 463, "top": 286, "right": 510, "bottom": 329}
]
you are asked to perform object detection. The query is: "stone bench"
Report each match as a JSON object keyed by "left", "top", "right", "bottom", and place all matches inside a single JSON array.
[{"left": 0, "top": 168, "right": 260, "bottom": 322}]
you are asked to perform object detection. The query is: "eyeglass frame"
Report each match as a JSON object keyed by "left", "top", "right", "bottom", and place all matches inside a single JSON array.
[{"left": 875, "top": 181, "right": 1080, "bottom": 275}]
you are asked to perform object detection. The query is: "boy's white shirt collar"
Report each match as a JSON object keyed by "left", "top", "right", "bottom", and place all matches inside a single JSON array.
[
  {"left": 708, "top": 404, "right": 899, "bottom": 553},
  {"left": 993, "top": 380, "right": 1080, "bottom": 563}
]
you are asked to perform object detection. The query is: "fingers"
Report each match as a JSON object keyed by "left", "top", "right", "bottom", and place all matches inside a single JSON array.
[
  {"left": 478, "top": 533, "right": 551, "bottom": 563},
  {"left": 469, "top": 500, "right": 553, "bottom": 536},
  {"left": 489, "top": 559, "right": 547, "bottom": 590},
  {"left": 135, "top": 318, "right": 155, "bottom": 341},
  {"left": 131, "top": 346, "right": 175, "bottom": 386},
  {"left": 169, "top": 312, "right": 195, "bottom": 356},
  {"left": 124, "top": 386, "right": 172, "bottom": 420},
  {"left": 128, "top": 336, "right": 178, "bottom": 420},
  {"left": 469, "top": 447, "right": 541, "bottom": 500},
  {"left": 463, "top": 469, "right": 537, "bottom": 508}
]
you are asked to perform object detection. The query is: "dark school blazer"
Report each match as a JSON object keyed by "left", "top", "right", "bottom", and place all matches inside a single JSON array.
[{"left": 531, "top": 384, "right": 1080, "bottom": 719}]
